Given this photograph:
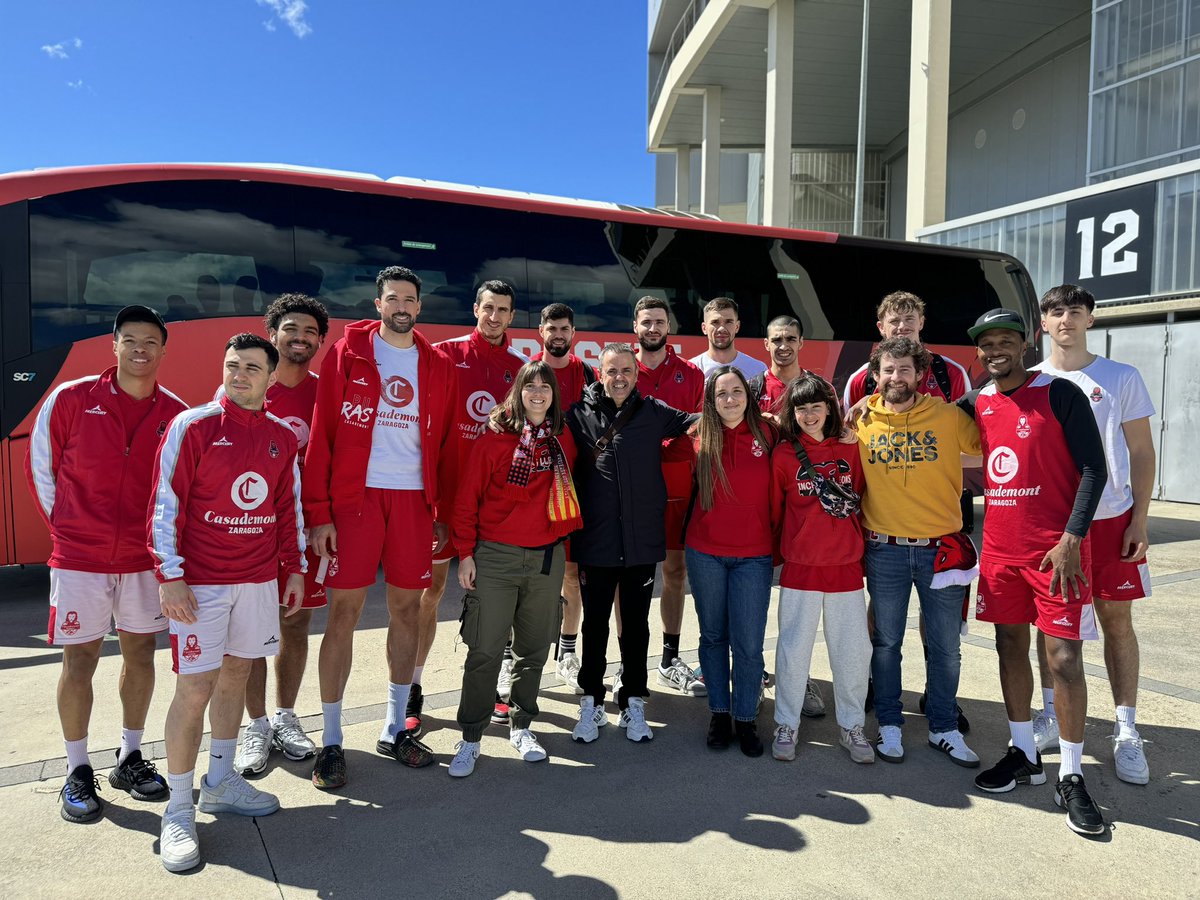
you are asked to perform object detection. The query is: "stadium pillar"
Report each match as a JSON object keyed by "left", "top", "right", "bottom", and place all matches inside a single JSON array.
[
  {"left": 764, "top": 0, "right": 794, "bottom": 227},
  {"left": 701, "top": 86, "right": 722, "bottom": 217},
  {"left": 905, "top": 0, "right": 951, "bottom": 239}
]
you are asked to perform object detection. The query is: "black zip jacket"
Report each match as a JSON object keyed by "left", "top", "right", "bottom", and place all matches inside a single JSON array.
[{"left": 566, "top": 383, "right": 692, "bottom": 568}]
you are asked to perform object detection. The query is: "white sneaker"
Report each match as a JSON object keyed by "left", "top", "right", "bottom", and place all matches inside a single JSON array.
[
  {"left": 235, "top": 720, "right": 273, "bottom": 776},
  {"left": 160, "top": 805, "right": 200, "bottom": 873},
  {"left": 656, "top": 658, "right": 707, "bottom": 697},
  {"left": 556, "top": 652, "right": 583, "bottom": 694},
  {"left": 1112, "top": 728, "right": 1150, "bottom": 785},
  {"left": 448, "top": 741, "right": 480, "bottom": 778},
  {"left": 620, "top": 696, "right": 654, "bottom": 742},
  {"left": 802, "top": 679, "right": 826, "bottom": 718},
  {"left": 572, "top": 697, "right": 606, "bottom": 743},
  {"left": 1033, "top": 709, "right": 1061, "bottom": 753},
  {"left": 510, "top": 728, "right": 548, "bottom": 762},
  {"left": 840, "top": 725, "right": 876, "bottom": 764},
  {"left": 772, "top": 724, "right": 797, "bottom": 761},
  {"left": 496, "top": 658, "right": 514, "bottom": 702},
  {"left": 198, "top": 770, "right": 280, "bottom": 816},
  {"left": 271, "top": 711, "right": 317, "bottom": 760},
  {"left": 928, "top": 729, "right": 980, "bottom": 768},
  {"left": 877, "top": 725, "right": 904, "bottom": 762}
]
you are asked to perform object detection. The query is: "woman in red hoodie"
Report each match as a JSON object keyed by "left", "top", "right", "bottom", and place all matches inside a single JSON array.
[
  {"left": 769, "top": 374, "right": 873, "bottom": 765},
  {"left": 449, "top": 360, "right": 583, "bottom": 778},
  {"left": 685, "top": 365, "right": 777, "bottom": 756}
]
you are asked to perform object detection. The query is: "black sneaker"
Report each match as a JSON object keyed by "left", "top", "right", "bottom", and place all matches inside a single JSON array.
[
  {"left": 376, "top": 730, "right": 435, "bottom": 768},
  {"left": 108, "top": 749, "right": 168, "bottom": 801},
  {"left": 975, "top": 746, "right": 1046, "bottom": 793},
  {"left": 312, "top": 745, "right": 347, "bottom": 790},
  {"left": 735, "top": 719, "right": 764, "bottom": 758},
  {"left": 60, "top": 765, "right": 103, "bottom": 823},
  {"left": 404, "top": 683, "right": 425, "bottom": 736},
  {"left": 919, "top": 692, "right": 971, "bottom": 734},
  {"left": 1055, "top": 773, "right": 1106, "bottom": 835},
  {"left": 706, "top": 712, "right": 733, "bottom": 750}
]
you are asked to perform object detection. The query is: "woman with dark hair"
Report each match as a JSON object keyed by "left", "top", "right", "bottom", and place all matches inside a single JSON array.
[
  {"left": 685, "top": 365, "right": 778, "bottom": 756},
  {"left": 449, "top": 360, "right": 583, "bottom": 777},
  {"left": 769, "top": 374, "right": 872, "bottom": 765}
]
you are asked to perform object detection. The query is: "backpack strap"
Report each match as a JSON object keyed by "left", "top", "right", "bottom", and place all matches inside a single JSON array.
[{"left": 930, "top": 354, "right": 952, "bottom": 401}]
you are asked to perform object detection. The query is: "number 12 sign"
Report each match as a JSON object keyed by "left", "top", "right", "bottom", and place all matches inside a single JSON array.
[{"left": 1063, "top": 183, "right": 1156, "bottom": 301}]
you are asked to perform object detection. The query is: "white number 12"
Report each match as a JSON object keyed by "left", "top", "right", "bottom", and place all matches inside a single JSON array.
[{"left": 1077, "top": 209, "right": 1139, "bottom": 279}]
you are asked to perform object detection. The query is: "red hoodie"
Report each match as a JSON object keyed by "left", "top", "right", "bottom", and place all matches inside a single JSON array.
[
  {"left": 531, "top": 351, "right": 594, "bottom": 406},
  {"left": 303, "top": 321, "right": 457, "bottom": 526},
  {"left": 685, "top": 420, "right": 776, "bottom": 557},
  {"left": 452, "top": 427, "right": 580, "bottom": 555},
  {"left": 770, "top": 433, "right": 866, "bottom": 593},
  {"left": 26, "top": 367, "right": 188, "bottom": 573}
]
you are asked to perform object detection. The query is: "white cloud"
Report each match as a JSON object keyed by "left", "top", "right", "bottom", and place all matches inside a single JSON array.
[
  {"left": 257, "top": 0, "right": 312, "bottom": 38},
  {"left": 41, "top": 37, "right": 83, "bottom": 59},
  {"left": 66, "top": 79, "right": 84, "bottom": 89}
]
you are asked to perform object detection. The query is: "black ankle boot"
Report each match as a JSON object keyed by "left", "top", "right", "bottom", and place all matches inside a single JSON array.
[
  {"left": 736, "top": 719, "right": 763, "bottom": 757},
  {"left": 707, "top": 712, "right": 733, "bottom": 749}
]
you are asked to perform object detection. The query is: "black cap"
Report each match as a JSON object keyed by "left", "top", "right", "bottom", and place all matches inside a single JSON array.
[
  {"left": 968, "top": 308, "right": 1026, "bottom": 343},
  {"left": 114, "top": 305, "right": 168, "bottom": 344}
]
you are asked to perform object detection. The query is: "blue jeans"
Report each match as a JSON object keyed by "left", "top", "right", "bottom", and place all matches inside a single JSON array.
[
  {"left": 865, "top": 540, "right": 963, "bottom": 733},
  {"left": 685, "top": 548, "right": 773, "bottom": 721}
]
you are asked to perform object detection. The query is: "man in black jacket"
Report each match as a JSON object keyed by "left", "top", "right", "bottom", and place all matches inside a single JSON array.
[{"left": 567, "top": 343, "right": 693, "bottom": 745}]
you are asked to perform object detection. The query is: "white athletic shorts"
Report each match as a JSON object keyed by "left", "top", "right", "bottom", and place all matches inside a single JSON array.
[
  {"left": 49, "top": 569, "right": 165, "bottom": 646},
  {"left": 169, "top": 581, "right": 279, "bottom": 675}
]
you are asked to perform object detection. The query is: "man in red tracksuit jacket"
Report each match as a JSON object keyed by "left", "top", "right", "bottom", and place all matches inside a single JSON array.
[
  {"left": 413, "top": 280, "right": 527, "bottom": 731},
  {"left": 149, "top": 333, "right": 305, "bottom": 873},
  {"left": 26, "top": 305, "right": 187, "bottom": 825},
  {"left": 303, "top": 266, "right": 457, "bottom": 788}
]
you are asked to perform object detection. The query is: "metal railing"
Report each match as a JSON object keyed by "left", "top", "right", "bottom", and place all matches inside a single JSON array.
[{"left": 649, "top": 0, "right": 711, "bottom": 111}]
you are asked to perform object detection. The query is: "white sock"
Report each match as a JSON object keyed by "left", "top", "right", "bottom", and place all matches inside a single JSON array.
[
  {"left": 64, "top": 737, "right": 89, "bottom": 772},
  {"left": 1059, "top": 738, "right": 1083, "bottom": 778},
  {"left": 250, "top": 715, "right": 270, "bottom": 732},
  {"left": 1008, "top": 720, "right": 1037, "bottom": 761},
  {"left": 380, "top": 683, "right": 412, "bottom": 742},
  {"left": 412, "top": 666, "right": 424, "bottom": 686},
  {"left": 1042, "top": 688, "right": 1056, "bottom": 718},
  {"left": 118, "top": 728, "right": 143, "bottom": 765},
  {"left": 1115, "top": 705, "right": 1137, "bottom": 737},
  {"left": 207, "top": 737, "right": 236, "bottom": 784},
  {"left": 167, "top": 769, "right": 194, "bottom": 813},
  {"left": 275, "top": 707, "right": 296, "bottom": 720},
  {"left": 322, "top": 700, "right": 343, "bottom": 747}
]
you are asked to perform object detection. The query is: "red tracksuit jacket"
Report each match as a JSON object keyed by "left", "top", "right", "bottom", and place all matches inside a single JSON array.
[
  {"left": 148, "top": 394, "right": 304, "bottom": 585},
  {"left": 26, "top": 366, "right": 188, "bottom": 573},
  {"left": 303, "top": 320, "right": 457, "bottom": 526}
]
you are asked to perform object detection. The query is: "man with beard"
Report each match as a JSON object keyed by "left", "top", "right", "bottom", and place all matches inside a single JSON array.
[
  {"left": 531, "top": 302, "right": 595, "bottom": 691},
  {"left": 855, "top": 337, "right": 981, "bottom": 768},
  {"left": 632, "top": 297, "right": 707, "bottom": 698},
  {"left": 688, "top": 297, "right": 767, "bottom": 380},
  {"left": 303, "top": 267, "right": 457, "bottom": 788},
  {"left": 748, "top": 316, "right": 807, "bottom": 418},
  {"left": 965, "top": 309, "right": 1109, "bottom": 836},
  {"left": 234, "top": 294, "right": 329, "bottom": 776}
]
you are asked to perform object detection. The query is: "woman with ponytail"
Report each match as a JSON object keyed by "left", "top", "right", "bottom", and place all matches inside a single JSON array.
[{"left": 449, "top": 360, "right": 583, "bottom": 777}]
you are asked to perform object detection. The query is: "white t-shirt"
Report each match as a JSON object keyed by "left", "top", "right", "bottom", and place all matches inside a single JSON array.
[
  {"left": 689, "top": 350, "right": 768, "bottom": 381},
  {"left": 366, "top": 336, "right": 424, "bottom": 490},
  {"left": 1033, "top": 355, "right": 1155, "bottom": 521}
]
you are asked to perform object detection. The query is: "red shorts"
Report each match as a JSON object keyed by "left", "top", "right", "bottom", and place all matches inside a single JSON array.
[
  {"left": 976, "top": 558, "right": 1098, "bottom": 640},
  {"left": 665, "top": 498, "right": 688, "bottom": 552},
  {"left": 1089, "top": 509, "right": 1151, "bottom": 601},
  {"left": 327, "top": 489, "right": 434, "bottom": 590},
  {"left": 278, "top": 545, "right": 327, "bottom": 609}
]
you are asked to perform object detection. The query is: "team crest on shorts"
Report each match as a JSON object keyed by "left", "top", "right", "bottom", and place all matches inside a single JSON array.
[
  {"left": 975, "top": 594, "right": 986, "bottom": 616},
  {"left": 60, "top": 610, "right": 81, "bottom": 635},
  {"left": 1015, "top": 415, "right": 1031, "bottom": 439},
  {"left": 181, "top": 634, "right": 202, "bottom": 662},
  {"left": 1090, "top": 386, "right": 1103, "bottom": 403},
  {"left": 268, "top": 440, "right": 280, "bottom": 459}
]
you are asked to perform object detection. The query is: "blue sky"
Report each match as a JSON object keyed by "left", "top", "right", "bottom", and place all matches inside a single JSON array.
[{"left": 0, "top": 1, "right": 657, "bottom": 205}]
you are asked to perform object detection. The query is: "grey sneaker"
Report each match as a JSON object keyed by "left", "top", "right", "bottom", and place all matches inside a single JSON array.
[
  {"left": 840, "top": 725, "right": 876, "bottom": 764},
  {"left": 448, "top": 741, "right": 480, "bottom": 778},
  {"left": 802, "top": 679, "right": 826, "bottom": 718},
  {"left": 772, "top": 724, "right": 797, "bottom": 761},
  {"left": 198, "top": 770, "right": 280, "bottom": 816},
  {"left": 271, "top": 711, "right": 317, "bottom": 761},
  {"left": 160, "top": 805, "right": 200, "bottom": 873},
  {"left": 657, "top": 658, "right": 707, "bottom": 697},
  {"left": 877, "top": 725, "right": 904, "bottom": 762},
  {"left": 235, "top": 720, "right": 273, "bottom": 776},
  {"left": 556, "top": 652, "right": 583, "bottom": 694},
  {"left": 497, "top": 658, "right": 514, "bottom": 702},
  {"left": 619, "top": 696, "right": 654, "bottom": 742},
  {"left": 572, "top": 697, "right": 606, "bottom": 743}
]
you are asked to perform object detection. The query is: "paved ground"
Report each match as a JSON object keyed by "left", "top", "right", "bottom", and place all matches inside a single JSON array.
[{"left": 0, "top": 500, "right": 1197, "bottom": 899}]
